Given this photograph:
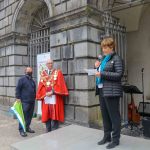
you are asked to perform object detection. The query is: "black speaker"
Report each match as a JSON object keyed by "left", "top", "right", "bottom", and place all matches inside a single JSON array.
[
  {"left": 142, "top": 117, "right": 150, "bottom": 138},
  {"left": 138, "top": 102, "right": 150, "bottom": 117}
]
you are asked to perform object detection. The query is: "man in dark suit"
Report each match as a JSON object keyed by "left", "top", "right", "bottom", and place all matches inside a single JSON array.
[{"left": 16, "top": 67, "right": 36, "bottom": 137}]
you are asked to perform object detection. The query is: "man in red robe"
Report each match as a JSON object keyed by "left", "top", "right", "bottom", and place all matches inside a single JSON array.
[{"left": 36, "top": 59, "right": 68, "bottom": 132}]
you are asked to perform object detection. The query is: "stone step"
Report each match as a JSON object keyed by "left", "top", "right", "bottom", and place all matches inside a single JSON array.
[{"left": 11, "top": 125, "right": 150, "bottom": 150}]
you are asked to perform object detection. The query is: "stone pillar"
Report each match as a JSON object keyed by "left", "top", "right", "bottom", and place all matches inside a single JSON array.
[
  {"left": 0, "top": 0, "right": 106, "bottom": 127},
  {"left": 0, "top": 34, "right": 28, "bottom": 108},
  {"left": 0, "top": 0, "right": 26, "bottom": 109},
  {"left": 47, "top": 1, "right": 104, "bottom": 127}
]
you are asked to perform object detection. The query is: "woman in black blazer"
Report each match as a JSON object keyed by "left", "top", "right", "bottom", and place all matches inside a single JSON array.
[{"left": 95, "top": 37, "right": 124, "bottom": 149}]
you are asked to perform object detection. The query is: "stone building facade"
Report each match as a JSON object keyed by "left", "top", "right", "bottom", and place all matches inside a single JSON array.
[
  {"left": 0, "top": 0, "right": 107, "bottom": 127},
  {"left": 0, "top": 0, "right": 150, "bottom": 126},
  {"left": 1, "top": 0, "right": 149, "bottom": 127}
]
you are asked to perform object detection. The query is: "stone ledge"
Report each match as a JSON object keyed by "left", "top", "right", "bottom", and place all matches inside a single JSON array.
[
  {"left": 11, "top": 124, "right": 150, "bottom": 150},
  {"left": 46, "top": 6, "right": 87, "bottom": 25},
  {"left": 46, "top": 5, "right": 103, "bottom": 28},
  {"left": 0, "top": 32, "right": 28, "bottom": 48}
]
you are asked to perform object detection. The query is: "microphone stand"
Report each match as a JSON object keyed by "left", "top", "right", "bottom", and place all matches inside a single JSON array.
[{"left": 141, "top": 68, "right": 145, "bottom": 117}]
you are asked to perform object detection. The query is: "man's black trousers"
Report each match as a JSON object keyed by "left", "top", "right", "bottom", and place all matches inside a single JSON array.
[{"left": 46, "top": 119, "right": 59, "bottom": 132}]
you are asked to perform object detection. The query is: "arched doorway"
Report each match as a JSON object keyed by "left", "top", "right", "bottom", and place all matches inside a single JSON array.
[
  {"left": 12, "top": 0, "right": 52, "bottom": 80},
  {"left": 28, "top": 4, "right": 50, "bottom": 79},
  {"left": 10, "top": 0, "right": 52, "bottom": 115}
]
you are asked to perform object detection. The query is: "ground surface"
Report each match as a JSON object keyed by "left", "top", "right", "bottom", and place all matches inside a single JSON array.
[
  {"left": 11, "top": 124, "right": 150, "bottom": 150},
  {"left": 0, "top": 111, "right": 45, "bottom": 150}
]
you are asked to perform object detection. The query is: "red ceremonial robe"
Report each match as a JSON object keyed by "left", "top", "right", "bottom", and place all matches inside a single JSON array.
[{"left": 36, "top": 69, "right": 68, "bottom": 123}]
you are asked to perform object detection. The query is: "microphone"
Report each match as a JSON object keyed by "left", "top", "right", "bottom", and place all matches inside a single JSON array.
[
  {"left": 141, "top": 68, "right": 144, "bottom": 72},
  {"left": 95, "top": 54, "right": 102, "bottom": 69},
  {"left": 98, "top": 54, "right": 102, "bottom": 62}
]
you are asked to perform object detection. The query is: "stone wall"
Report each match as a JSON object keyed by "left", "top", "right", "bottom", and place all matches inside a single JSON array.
[
  {"left": 127, "top": 5, "right": 150, "bottom": 104},
  {"left": 0, "top": 0, "right": 18, "bottom": 36},
  {"left": 0, "top": 0, "right": 105, "bottom": 127},
  {"left": 48, "top": 2, "right": 104, "bottom": 127},
  {"left": 0, "top": 0, "right": 26, "bottom": 107}
]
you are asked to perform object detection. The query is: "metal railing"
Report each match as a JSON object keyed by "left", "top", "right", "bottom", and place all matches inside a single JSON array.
[
  {"left": 102, "top": 12, "right": 128, "bottom": 122},
  {"left": 28, "top": 28, "right": 50, "bottom": 79}
]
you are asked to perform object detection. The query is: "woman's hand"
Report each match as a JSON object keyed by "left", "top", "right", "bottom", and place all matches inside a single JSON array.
[
  {"left": 95, "top": 71, "right": 101, "bottom": 77},
  {"left": 46, "top": 92, "right": 53, "bottom": 97},
  {"left": 95, "top": 60, "right": 100, "bottom": 68}
]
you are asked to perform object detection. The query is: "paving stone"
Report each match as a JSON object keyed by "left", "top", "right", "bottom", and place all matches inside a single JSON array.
[
  {"left": 3, "top": 97, "right": 10, "bottom": 106},
  {"left": 0, "top": 113, "right": 46, "bottom": 150}
]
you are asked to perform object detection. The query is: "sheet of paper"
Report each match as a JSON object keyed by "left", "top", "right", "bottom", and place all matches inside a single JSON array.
[
  {"left": 44, "top": 95, "right": 56, "bottom": 104},
  {"left": 84, "top": 69, "right": 97, "bottom": 76}
]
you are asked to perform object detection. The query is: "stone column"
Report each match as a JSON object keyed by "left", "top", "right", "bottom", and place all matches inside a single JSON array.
[
  {"left": 0, "top": 34, "right": 28, "bottom": 108},
  {"left": 47, "top": 1, "right": 104, "bottom": 127},
  {"left": 0, "top": 0, "right": 27, "bottom": 109}
]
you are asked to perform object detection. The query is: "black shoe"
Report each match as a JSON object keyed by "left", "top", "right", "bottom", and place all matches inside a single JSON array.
[
  {"left": 97, "top": 137, "right": 111, "bottom": 145},
  {"left": 26, "top": 128, "right": 35, "bottom": 133},
  {"left": 20, "top": 131, "right": 27, "bottom": 137},
  {"left": 106, "top": 142, "right": 119, "bottom": 149},
  {"left": 46, "top": 128, "right": 51, "bottom": 133}
]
